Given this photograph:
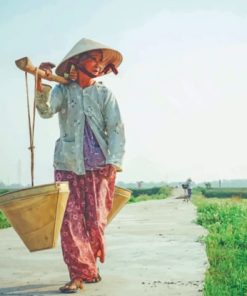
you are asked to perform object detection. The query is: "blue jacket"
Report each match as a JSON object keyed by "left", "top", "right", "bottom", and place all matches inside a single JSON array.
[{"left": 35, "top": 81, "right": 125, "bottom": 175}]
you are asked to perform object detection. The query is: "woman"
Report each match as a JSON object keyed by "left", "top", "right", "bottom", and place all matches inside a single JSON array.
[{"left": 35, "top": 38, "right": 125, "bottom": 293}]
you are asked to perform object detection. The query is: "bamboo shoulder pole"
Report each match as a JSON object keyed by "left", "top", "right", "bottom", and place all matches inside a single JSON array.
[{"left": 15, "top": 57, "right": 69, "bottom": 84}]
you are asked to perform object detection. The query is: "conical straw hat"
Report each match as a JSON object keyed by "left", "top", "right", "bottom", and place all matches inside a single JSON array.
[{"left": 55, "top": 38, "right": 123, "bottom": 77}]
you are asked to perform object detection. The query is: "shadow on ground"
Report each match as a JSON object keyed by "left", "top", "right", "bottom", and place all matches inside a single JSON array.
[{"left": 0, "top": 284, "right": 60, "bottom": 295}]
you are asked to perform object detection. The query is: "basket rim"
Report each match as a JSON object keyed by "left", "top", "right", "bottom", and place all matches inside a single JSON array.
[
  {"left": 0, "top": 182, "right": 69, "bottom": 206},
  {"left": 115, "top": 186, "right": 132, "bottom": 193}
]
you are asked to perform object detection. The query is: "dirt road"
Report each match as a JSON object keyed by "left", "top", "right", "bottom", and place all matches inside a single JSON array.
[{"left": 0, "top": 189, "right": 208, "bottom": 296}]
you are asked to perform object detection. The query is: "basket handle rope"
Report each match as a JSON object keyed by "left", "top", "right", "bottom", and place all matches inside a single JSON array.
[{"left": 24, "top": 69, "right": 38, "bottom": 187}]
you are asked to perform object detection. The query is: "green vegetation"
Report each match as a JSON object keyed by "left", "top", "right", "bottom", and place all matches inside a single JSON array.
[
  {"left": 0, "top": 189, "right": 11, "bottom": 229},
  {"left": 201, "top": 188, "right": 247, "bottom": 199},
  {"left": 130, "top": 186, "right": 162, "bottom": 197},
  {"left": 128, "top": 186, "right": 171, "bottom": 203},
  {"left": 0, "top": 189, "right": 9, "bottom": 195},
  {"left": 193, "top": 193, "right": 247, "bottom": 296},
  {"left": 0, "top": 211, "right": 11, "bottom": 229}
]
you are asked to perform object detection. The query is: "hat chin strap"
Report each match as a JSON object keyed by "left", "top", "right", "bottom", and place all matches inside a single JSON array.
[{"left": 77, "top": 65, "right": 97, "bottom": 78}]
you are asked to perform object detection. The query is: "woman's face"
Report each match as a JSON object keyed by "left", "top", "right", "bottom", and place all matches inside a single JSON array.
[{"left": 79, "top": 50, "right": 104, "bottom": 76}]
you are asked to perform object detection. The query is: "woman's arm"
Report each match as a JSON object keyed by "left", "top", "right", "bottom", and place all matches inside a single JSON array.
[
  {"left": 35, "top": 84, "right": 65, "bottom": 118},
  {"left": 35, "top": 62, "right": 65, "bottom": 118},
  {"left": 103, "top": 90, "right": 125, "bottom": 171}
]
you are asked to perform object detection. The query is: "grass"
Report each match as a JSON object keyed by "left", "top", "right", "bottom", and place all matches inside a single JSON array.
[
  {"left": 129, "top": 193, "right": 169, "bottom": 203},
  {"left": 201, "top": 188, "right": 247, "bottom": 199},
  {"left": 128, "top": 186, "right": 172, "bottom": 203},
  {"left": 0, "top": 189, "right": 11, "bottom": 229},
  {"left": 0, "top": 189, "right": 10, "bottom": 195},
  {"left": 0, "top": 211, "right": 11, "bottom": 229},
  {"left": 193, "top": 194, "right": 247, "bottom": 296}
]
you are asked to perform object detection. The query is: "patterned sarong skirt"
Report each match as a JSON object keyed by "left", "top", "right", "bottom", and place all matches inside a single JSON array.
[{"left": 55, "top": 167, "right": 116, "bottom": 281}]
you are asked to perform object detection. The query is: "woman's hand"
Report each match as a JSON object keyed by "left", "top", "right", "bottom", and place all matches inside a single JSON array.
[
  {"left": 39, "top": 62, "right": 56, "bottom": 76},
  {"left": 105, "top": 164, "right": 117, "bottom": 179},
  {"left": 36, "top": 62, "right": 56, "bottom": 91}
]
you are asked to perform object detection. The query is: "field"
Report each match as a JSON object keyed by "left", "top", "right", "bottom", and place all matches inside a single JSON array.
[
  {"left": 128, "top": 185, "right": 171, "bottom": 203},
  {"left": 201, "top": 187, "right": 247, "bottom": 199},
  {"left": 193, "top": 190, "right": 247, "bottom": 296}
]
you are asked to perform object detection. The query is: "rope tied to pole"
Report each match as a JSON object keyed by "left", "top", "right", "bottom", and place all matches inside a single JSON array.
[{"left": 24, "top": 69, "right": 38, "bottom": 187}]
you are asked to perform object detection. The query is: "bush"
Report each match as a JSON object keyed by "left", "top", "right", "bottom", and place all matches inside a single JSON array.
[
  {"left": 202, "top": 188, "right": 247, "bottom": 199},
  {"left": 0, "top": 189, "right": 9, "bottom": 195},
  {"left": 128, "top": 186, "right": 172, "bottom": 203},
  {"left": 130, "top": 187, "right": 161, "bottom": 197},
  {"left": 0, "top": 211, "right": 11, "bottom": 229}
]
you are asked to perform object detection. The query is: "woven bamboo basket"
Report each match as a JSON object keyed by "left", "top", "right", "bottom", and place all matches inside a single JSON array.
[
  {"left": 0, "top": 184, "right": 131, "bottom": 252},
  {"left": 0, "top": 182, "right": 69, "bottom": 252},
  {"left": 107, "top": 186, "right": 131, "bottom": 224}
]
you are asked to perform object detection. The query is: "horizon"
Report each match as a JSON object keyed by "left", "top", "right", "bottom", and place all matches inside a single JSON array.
[{"left": 2, "top": 178, "right": 247, "bottom": 189}]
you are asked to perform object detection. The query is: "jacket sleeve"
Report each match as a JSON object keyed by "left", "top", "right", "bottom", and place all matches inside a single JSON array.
[
  {"left": 103, "top": 89, "right": 125, "bottom": 171},
  {"left": 35, "top": 84, "right": 64, "bottom": 118}
]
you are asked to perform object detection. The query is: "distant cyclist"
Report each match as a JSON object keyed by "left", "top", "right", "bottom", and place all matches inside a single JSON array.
[{"left": 182, "top": 178, "right": 192, "bottom": 201}]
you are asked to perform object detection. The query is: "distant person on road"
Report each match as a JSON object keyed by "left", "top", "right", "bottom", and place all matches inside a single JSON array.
[{"left": 182, "top": 178, "right": 192, "bottom": 201}]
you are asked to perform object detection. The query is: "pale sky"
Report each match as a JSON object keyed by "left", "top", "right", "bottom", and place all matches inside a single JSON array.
[{"left": 1, "top": 0, "right": 247, "bottom": 185}]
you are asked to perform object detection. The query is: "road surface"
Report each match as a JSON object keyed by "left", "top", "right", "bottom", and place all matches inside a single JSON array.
[{"left": 0, "top": 189, "right": 208, "bottom": 296}]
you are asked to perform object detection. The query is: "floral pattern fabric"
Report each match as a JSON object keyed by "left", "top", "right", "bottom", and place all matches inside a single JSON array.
[
  {"left": 84, "top": 119, "right": 106, "bottom": 170},
  {"left": 55, "top": 167, "right": 116, "bottom": 281}
]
